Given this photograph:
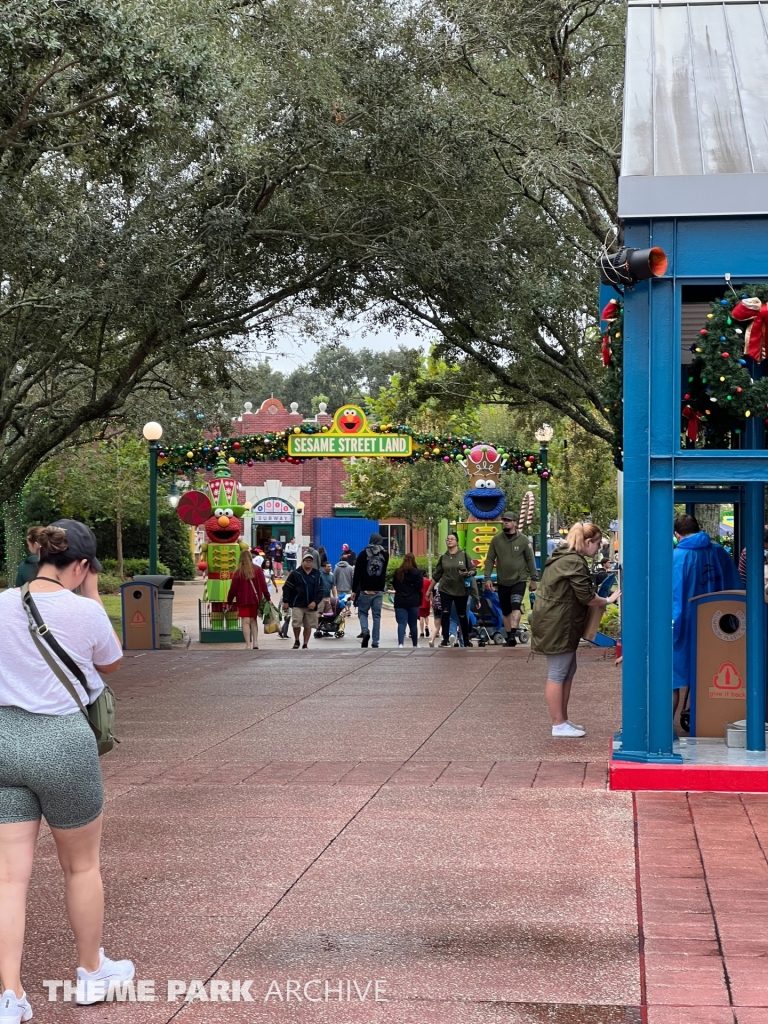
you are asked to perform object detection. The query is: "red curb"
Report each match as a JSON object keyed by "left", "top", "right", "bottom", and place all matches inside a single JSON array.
[{"left": 610, "top": 744, "right": 768, "bottom": 793}]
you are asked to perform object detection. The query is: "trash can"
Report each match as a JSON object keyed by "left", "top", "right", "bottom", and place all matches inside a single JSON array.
[
  {"left": 120, "top": 582, "right": 160, "bottom": 650},
  {"left": 132, "top": 574, "right": 174, "bottom": 650},
  {"left": 690, "top": 590, "right": 747, "bottom": 737}
]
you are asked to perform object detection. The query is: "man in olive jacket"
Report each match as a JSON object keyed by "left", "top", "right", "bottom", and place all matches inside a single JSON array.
[{"left": 484, "top": 512, "right": 538, "bottom": 646}]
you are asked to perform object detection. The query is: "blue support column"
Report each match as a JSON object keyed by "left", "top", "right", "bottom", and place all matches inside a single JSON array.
[
  {"left": 647, "top": 270, "right": 677, "bottom": 760},
  {"left": 616, "top": 276, "right": 651, "bottom": 760},
  {"left": 745, "top": 478, "right": 766, "bottom": 751},
  {"left": 745, "top": 380, "right": 766, "bottom": 751}
]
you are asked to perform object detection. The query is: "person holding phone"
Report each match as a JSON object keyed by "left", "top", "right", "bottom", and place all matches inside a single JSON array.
[
  {"left": 0, "top": 520, "right": 134, "bottom": 1019},
  {"left": 432, "top": 532, "right": 476, "bottom": 648}
]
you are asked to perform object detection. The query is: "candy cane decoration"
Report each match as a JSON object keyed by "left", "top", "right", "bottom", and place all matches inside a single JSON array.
[{"left": 519, "top": 490, "right": 535, "bottom": 531}]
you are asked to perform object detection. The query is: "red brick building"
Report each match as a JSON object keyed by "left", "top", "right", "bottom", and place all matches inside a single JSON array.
[{"left": 224, "top": 398, "right": 427, "bottom": 560}]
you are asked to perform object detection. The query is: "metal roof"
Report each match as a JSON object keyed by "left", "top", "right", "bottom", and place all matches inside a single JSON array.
[{"left": 619, "top": 0, "right": 768, "bottom": 217}]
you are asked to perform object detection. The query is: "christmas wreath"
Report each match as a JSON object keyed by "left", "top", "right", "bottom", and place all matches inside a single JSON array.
[
  {"left": 684, "top": 284, "right": 768, "bottom": 443},
  {"left": 599, "top": 285, "right": 768, "bottom": 467}
]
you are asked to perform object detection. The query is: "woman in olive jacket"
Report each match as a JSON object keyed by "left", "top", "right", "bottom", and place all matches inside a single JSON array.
[
  {"left": 432, "top": 532, "right": 476, "bottom": 648},
  {"left": 530, "top": 522, "right": 620, "bottom": 738}
]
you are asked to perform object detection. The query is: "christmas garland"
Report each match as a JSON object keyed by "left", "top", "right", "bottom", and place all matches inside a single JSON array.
[
  {"left": 156, "top": 424, "right": 551, "bottom": 478},
  {"left": 599, "top": 298, "right": 624, "bottom": 469},
  {"left": 599, "top": 284, "right": 768, "bottom": 466}
]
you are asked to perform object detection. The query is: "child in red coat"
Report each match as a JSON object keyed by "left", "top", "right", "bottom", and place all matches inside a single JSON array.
[{"left": 227, "top": 549, "right": 269, "bottom": 649}]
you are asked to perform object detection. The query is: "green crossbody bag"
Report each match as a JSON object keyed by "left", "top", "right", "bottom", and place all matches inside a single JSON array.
[{"left": 21, "top": 583, "right": 118, "bottom": 756}]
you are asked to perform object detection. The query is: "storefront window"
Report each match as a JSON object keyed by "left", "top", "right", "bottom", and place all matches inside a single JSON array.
[{"left": 379, "top": 524, "right": 406, "bottom": 558}]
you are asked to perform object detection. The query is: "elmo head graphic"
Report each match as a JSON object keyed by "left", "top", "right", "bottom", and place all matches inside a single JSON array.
[
  {"left": 339, "top": 408, "right": 363, "bottom": 433},
  {"left": 204, "top": 508, "right": 242, "bottom": 544}
]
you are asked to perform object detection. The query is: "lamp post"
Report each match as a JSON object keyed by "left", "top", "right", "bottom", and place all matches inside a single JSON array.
[
  {"left": 534, "top": 423, "right": 554, "bottom": 570},
  {"left": 142, "top": 421, "right": 163, "bottom": 573}
]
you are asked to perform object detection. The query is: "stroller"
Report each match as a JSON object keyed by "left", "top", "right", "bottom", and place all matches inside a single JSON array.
[
  {"left": 314, "top": 593, "right": 349, "bottom": 639},
  {"left": 474, "top": 589, "right": 508, "bottom": 646}
]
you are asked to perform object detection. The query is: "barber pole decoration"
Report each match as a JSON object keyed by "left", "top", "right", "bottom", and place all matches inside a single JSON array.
[{"left": 518, "top": 490, "right": 535, "bottom": 532}]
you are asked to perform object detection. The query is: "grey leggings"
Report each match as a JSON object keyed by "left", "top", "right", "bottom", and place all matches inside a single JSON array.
[{"left": 0, "top": 706, "right": 103, "bottom": 829}]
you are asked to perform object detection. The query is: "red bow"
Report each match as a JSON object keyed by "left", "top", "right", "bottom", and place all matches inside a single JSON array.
[
  {"left": 602, "top": 334, "right": 611, "bottom": 367},
  {"left": 733, "top": 298, "right": 768, "bottom": 361},
  {"left": 682, "top": 405, "right": 702, "bottom": 442},
  {"left": 600, "top": 300, "right": 620, "bottom": 368}
]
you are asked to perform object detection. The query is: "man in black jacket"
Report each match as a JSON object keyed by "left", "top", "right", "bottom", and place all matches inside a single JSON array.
[
  {"left": 282, "top": 554, "right": 323, "bottom": 648},
  {"left": 351, "top": 532, "right": 389, "bottom": 648}
]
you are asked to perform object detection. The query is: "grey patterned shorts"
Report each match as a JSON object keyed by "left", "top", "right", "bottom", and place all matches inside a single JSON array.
[{"left": 0, "top": 705, "right": 103, "bottom": 829}]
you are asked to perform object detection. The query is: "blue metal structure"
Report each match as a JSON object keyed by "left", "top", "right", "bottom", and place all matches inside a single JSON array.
[
  {"left": 615, "top": 0, "right": 768, "bottom": 762},
  {"left": 617, "top": 219, "right": 768, "bottom": 762},
  {"left": 312, "top": 518, "right": 379, "bottom": 566}
]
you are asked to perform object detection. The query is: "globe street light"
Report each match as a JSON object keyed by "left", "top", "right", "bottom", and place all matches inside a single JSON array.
[
  {"left": 534, "top": 424, "right": 554, "bottom": 571},
  {"left": 142, "top": 421, "right": 163, "bottom": 573}
]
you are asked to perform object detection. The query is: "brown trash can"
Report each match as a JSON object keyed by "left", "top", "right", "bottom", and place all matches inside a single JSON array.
[
  {"left": 120, "top": 582, "right": 160, "bottom": 650},
  {"left": 691, "top": 590, "right": 746, "bottom": 737}
]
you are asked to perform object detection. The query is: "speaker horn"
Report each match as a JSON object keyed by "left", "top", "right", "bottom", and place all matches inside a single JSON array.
[{"left": 599, "top": 246, "right": 668, "bottom": 288}]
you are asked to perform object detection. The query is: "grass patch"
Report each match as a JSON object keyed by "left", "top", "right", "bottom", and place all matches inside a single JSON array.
[{"left": 102, "top": 595, "right": 123, "bottom": 637}]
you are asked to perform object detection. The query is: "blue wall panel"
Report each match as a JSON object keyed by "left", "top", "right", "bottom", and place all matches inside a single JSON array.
[{"left": 312, "top": 518, "right": 378, "bottom": 566}]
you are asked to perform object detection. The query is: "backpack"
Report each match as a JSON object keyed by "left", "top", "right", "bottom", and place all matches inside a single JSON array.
[{"left": 366, "top": 544, "right": 386, "bottom": 578}]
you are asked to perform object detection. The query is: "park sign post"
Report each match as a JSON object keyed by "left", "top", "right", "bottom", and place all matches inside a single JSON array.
[{"left": 287, "top": 405, "right": 412, "bottom": 458}]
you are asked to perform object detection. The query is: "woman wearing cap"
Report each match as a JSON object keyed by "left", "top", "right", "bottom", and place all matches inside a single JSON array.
[
  {"left": 0, "top": 521, "right": 134, "bottom": 1020},
  {"left": 529, "top": 522, "right": 620, "bottom": 738}
]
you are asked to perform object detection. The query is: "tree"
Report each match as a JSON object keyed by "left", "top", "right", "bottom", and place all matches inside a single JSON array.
[
  {"left": 0, "top": 0, "right": 498, "bottom": 503},
  {"left": 31, "top": 439, "right": 150, "bottom": 576},
  {"left": 549, "top": 420, "right": 618, "bottom": 530},
  {"left": 358, "top": 0, "right": 625, "bottom": 444},
  {"left": 344, "top": 459, "right": 466, "bottom": 573}
]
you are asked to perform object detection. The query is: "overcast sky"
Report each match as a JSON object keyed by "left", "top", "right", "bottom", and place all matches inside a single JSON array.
[{"left": 261, "top": 313, "right": 431, "bottom": 371}]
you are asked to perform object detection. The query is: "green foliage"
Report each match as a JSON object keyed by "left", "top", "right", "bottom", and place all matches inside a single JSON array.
[
  {"left": 100, "top": 558, "right": 171, "bottom": 579},
  {"left": 549, "top": 420, "right": 618, "bottom": 531},
  {"left": 386, "top": 556, "right": 430, "bottom": 587},
  {"left": 1, "top": 0, "right": 497, "bottom": 501},
  {"left": 366, "top": 353, "right": 481, "bottom": 436},
  {"left": 600, "top": 603, "right": 620, "bottom": 638},
  {"left": 344, "top": 459, "right": 466, "bottom": 529},
  {"left": 97, "top": 573, "right": 124, "bottom": 595},
  {"left": 158, "top": 513, "right": 196, "bottom": 581}
]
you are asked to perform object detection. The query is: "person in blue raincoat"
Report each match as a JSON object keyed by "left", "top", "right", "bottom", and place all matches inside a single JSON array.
[{"left": 673, "top": 514, "right": 743, "bottom": 729}]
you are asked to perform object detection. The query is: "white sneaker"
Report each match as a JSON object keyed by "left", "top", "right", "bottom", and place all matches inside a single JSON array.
[
  {"left": 566, "top": 719, "right": 584, "bottom": 732},
  {"left": 449, "top": 634, "right": 458, "bottom": 647},
  {"left": 76, "top": 949, "right": 136, "bottom": 1004},
  {"left": 428, "top": 637, "right": 435, "bottom": 647},
  {"left": 0, "top": 990, "right": 32, "bottom": 1023},
  {"left": 552, "top": 722, "right": 586, "bottom": 738}
]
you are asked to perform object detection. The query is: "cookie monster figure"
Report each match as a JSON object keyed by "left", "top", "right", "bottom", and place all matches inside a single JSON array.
[{"left": 462, "top": 444, "right": 506, "bottom": 520}]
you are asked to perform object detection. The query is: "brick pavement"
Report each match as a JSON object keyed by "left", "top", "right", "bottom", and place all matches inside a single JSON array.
[{"left": 18, "top": 648, "right": 768, "bottom": 1023}]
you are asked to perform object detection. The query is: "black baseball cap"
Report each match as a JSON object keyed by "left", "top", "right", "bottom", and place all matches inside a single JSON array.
[
  {"left": 501, "top": 512, "right": 517, "bottom": 523},
  {"left": 51, "top": 519, "right": 103, "bottom": 572}
]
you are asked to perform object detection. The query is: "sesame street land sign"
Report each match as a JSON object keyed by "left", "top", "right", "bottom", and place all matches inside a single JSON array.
[{"left": 287, "top": 406, "right": 413, "bottom": 458}]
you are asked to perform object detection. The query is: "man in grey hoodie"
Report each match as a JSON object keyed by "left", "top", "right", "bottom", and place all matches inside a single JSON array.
[
  {"left": 351, "top": 532, "right": 389, "bottom": 648},
  {"left": 334, "top": 556, "right": 355, "bottom": 594}
]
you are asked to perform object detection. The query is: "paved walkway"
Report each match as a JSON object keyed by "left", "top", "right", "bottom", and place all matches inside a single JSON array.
[{"left": 21, "top": 647, "right": 768, "bottom": 1023}]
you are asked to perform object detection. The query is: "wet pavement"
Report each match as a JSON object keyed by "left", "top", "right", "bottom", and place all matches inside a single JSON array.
[{"left": 18, "top": 648, "right": 768, "bottom": 1023}]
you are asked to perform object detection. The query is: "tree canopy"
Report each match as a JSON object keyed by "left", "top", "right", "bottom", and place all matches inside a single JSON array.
[{"left": 0, "top": 0, "right": 626, "bottom": 510}]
